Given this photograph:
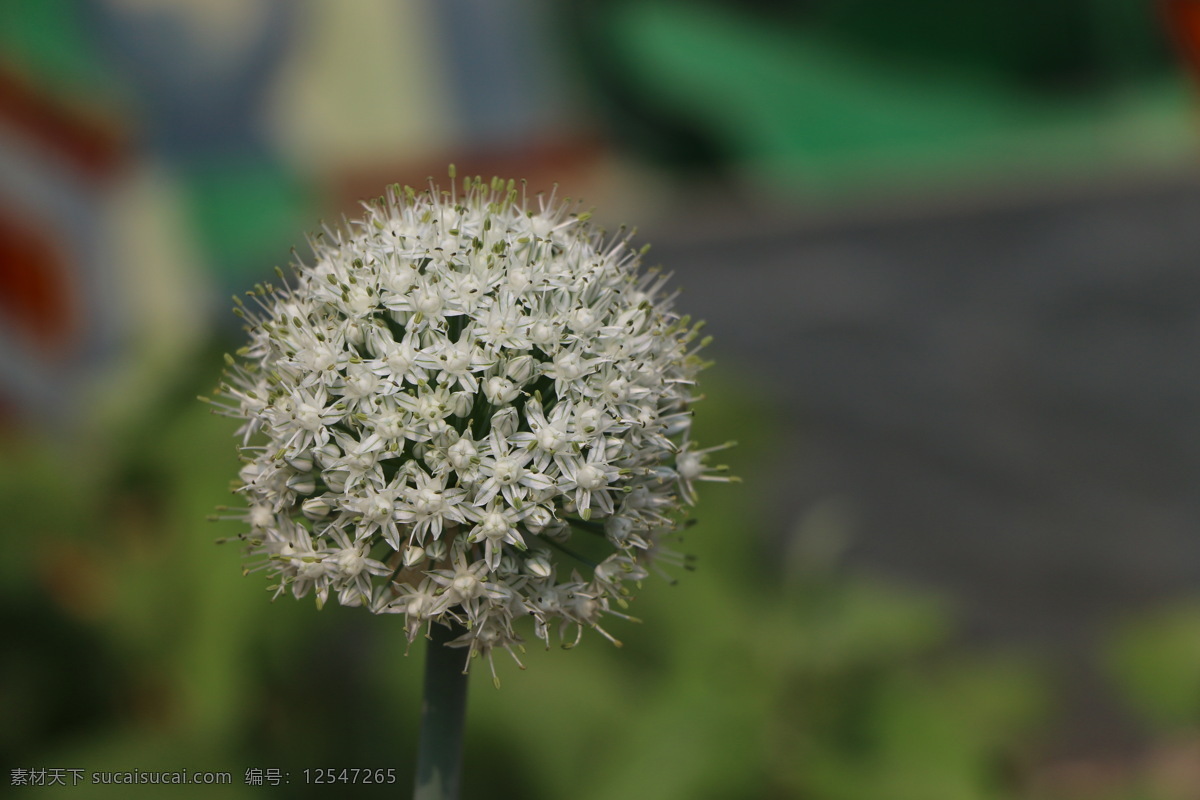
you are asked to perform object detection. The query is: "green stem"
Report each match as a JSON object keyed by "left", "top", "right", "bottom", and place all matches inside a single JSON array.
[{"left": 414, "top": 621, "right": 469, "bottom": 800}]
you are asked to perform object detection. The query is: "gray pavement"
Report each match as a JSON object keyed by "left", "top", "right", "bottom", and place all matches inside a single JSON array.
[{"left": 649, "top": 174, "right": 1200, "bottom": 750}]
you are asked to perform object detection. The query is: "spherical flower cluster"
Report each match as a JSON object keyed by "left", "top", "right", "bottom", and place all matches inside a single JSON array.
[{"left": 207, "top": 174, "right": 733, "bottom": 680}]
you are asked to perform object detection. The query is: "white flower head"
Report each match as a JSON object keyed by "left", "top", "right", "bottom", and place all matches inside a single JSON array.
[{"left": 207, "top": 171, "right": 733, "bottom": 676}]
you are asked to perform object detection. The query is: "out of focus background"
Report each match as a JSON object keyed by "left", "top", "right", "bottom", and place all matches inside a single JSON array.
[{"left": 6, "top": 1, "right": 1200, "bottom": 797}]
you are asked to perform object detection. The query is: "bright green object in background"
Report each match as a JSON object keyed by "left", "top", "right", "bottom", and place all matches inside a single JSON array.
[
  {"left": 179, "top": 159, "right": 313, "bottom": 283},
  {"left": 0, "top": 1, "right": 115, "bottom": 98},
  {"left": 586, "top": 0, "right": 1194, "bottom": 194}
]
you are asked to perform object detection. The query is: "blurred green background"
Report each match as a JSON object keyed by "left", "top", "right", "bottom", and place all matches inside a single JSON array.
[{"left": 5, "top": 1, "right": 1200, "bottom": 797}]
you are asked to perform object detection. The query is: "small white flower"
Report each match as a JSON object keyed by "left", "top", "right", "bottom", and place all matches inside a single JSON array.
[
  {"left": 467, "top": 503, "right": 527, "bottom": 568},
  {"left": 416, "top": 333, "right": 494, "bottom": 394},
  {"left": 396, "top": 468, "right": 468, "bottom": 542},
  {"left": 674, "top": 439, "right": 738, "bottom": 505},
  {"left": 556, "top": 442, "right": 620, "bottom": 519},
  {"left": 482, "top": 375, "right": 520, "bottom": 405},
  {"left": 369, "top": 327, "right": 426, "bottom": 389},
  {"left": 446, "top": 434, "right": 480, "bottom": 473},
  {"left": 209, "top": 172, "right": 730, "bottom": 671}
]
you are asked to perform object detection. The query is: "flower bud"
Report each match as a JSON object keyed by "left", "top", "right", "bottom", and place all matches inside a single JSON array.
[
  {"left": 286, "top": 450, "right": 314, "bottom": 472},
  {"left": 523, "top": 504, "right": 553, "bottom": 533},
  {"left": 322, "top": 469, "right": 348, "bottom": 494},
  {"left": 496, "top": 553, "right": 520, "bottom": 576},
  {"left": 503, "top": 355, "right": 536, "bottom": 385},
  {"left": 427, "top": 420, "right": 455, "bottom": 447},
  {"left": 490, "top": 407, "right": 518, "bottom": 438},
  {"left": 344, "top": 319, "right": 367, "bottom": 347},
  {"left": 525, "top": 553, "right": 553, "bottom": 579},
  {"left": 449, "top": 391, "right": 473, "bottom": 418},
  {"left": 302, "top": 497, "right": 331, "bottom": 519},
  {"left": 286, "top": 473, "right": 316, "bottom": 495},
  {"left": 314, "top": 442, "right": 341, "bottom": 470},
  {"left": 426, "top": 539, "right": 448, "bottom": 562}
]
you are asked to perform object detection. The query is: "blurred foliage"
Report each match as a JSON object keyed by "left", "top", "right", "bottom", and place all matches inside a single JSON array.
[
  {"left": 1105, "top": 601, "right": 1200, "bottom": 732},
  {"left": 1081, "top": 604, "right": 1200, "bottom": 800},
  {"left": 0, "top": 352, "right": 1058, "bottom": 799}
]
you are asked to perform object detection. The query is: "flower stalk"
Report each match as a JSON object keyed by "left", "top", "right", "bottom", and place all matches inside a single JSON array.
[{"left": 415, "top": 622, "right": 469, "bottom": 800}]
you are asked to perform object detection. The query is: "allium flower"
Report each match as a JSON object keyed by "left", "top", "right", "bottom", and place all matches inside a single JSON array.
[{"left": 206, "top": 173, "right": 734, "bottom": 682}]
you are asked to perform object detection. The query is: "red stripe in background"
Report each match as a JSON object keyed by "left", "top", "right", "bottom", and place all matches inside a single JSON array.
[
  {"left": 0, "top": 64, "right": 126, "bottom": 180},
  {"left": 0, "top": 213, "right": 79, "bottom": 358},
  {"left": 0, "top": 64, "right": 126, "bottom": 362},
  {"left": 1162, "top": 0, "right": 1200, "bottom": 82}
]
